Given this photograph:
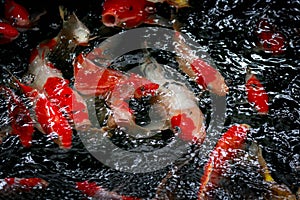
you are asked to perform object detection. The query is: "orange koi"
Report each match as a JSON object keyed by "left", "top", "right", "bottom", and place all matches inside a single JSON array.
[
  {"left": 198, "top": 124, "right": 250, "bottom": 199},
  {"left": 245, "top": 69, "right": 269, "bottom": 115},
  {"left": 74, "top": 52, "right": 161, "bottom": 137}
]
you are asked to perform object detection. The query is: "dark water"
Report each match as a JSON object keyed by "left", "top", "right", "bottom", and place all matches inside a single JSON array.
[{"left": 0, "top": 0, "right": 299, "bottom": 199}]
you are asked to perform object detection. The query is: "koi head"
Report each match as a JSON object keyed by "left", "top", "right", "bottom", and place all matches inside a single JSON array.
[
  {"left": 101, "top": 0, "right": 156, "bottom": 28},
  {"left": 0, "top": 22, "right": 20, "bottom": 44},
  {"left": 4, "top": 0, "right": 31, "bottom": 28},
  {"left": 61, "top": 13, "right": 91, "bottom": 46}
]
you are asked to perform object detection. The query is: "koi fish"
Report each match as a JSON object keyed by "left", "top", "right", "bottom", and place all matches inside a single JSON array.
[
  {"left": 0, "top": 177, "right": 48, "bottom": 191},
  {"left": 101, "top": 0, "right": 157, "bottom": 28},
  {"left": 198, "top": 124, "right": 250, "bottom": 199},
  {"left": 256, "top": 19, "right": 286, "bottom": 55},
  {"left": 0, "top": 22, "right": 20, "bottom": 44},
  {"left": 25, "top": 10, "right": 92, "bottom": 130},
  {"left": 74, "top": 52, "right": 161, "bottom": 137},
  {"left": 76, "top": 181, "right": 140, "bottom": 200},
  {"left": 245, "top": 68, "right": 269, "bottom": 115},
  {"left": 30, "top": 7, "right": 91, "bottom": 64},
  {"left": 27, "top": 53, "right": 91, "bottom": 131},
  {"left": 4, "top": 0, "right": 31, "bottom": 28},
  {"left": 0, "top": 86, "right": 34, "bottom": 148},
  {"left": 174, "top": 32, "right": 229, "bottom": 96},
  {"left": 9, "top": 74, "right": 74, "bottom": 149},
  {"left": 139, "top": 56, "right": 206, "bottom": 142}
]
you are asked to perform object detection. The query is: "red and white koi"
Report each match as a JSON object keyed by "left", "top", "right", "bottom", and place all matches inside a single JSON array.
[
  {"left": 25, "top": 8, "right": 92, "bottom": 131},
  {"left": 30, "top": 7, "right": 90, "bottom": 60},
  {"left": 28, "top": 52, "right": 91, "bottom": 130},
  {"left": 174, "top": 32, "right": 229, "bottom": 96},
  {"left": 10, "top": 76, "right": 74, "bottom": 149},
  {"left": 0, "top": 177, "right": 48, "bottom": 191},
  {"left": 139, "top": 56, "right": 206, "bottom": 142},
  {"left": 0, "top": 85, "right": 34, "bottom": 147},
  {"left": 245, "top": 68, "right": 269, "bottom": 115},
  {"left": 0, "top": 21, "right": 20, "bottom": 44},
  {"left": 76, "top": 181, "right": 140, "bottom": 200},
  {"left": 101, "top": 0, "right": 157, "bottom": 28},
  {"left": 198, "top": 124, "right": 250, "bottom": 199},
  {"left": 255, "top": 19, "right": 286, "bottom": 55}
]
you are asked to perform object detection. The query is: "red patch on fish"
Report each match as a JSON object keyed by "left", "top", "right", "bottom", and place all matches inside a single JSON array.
[
  {"left": 74, "top": 53, "right": 123, "bottom": 96},
  {"left": 0, "top": 86, "right": 34, "bottom": 147},
  {"left": 190, "top": 58, "right": 218, "bottom": 89},
  {"left": 35, "top": 96, "right": 73, "bottom": 149},
  {"left": 102, "top": 0, "right": 156, "bottom": 28},
  {"left": 134, "top": 82, "right": 159, "bottom": 99},
  {"left": 0, "top": 22, "right": 20, "bottom": 44},
  {"left": 4, "top": 0, "right": 31, "bottom": 28},
  {"left": 245, "top": 73, "right": 269, "bottom": 115},
  {"left": 4, "top": 177, "right": 48, "bottom": 190},
  {"left": 76, "top": 181, "right": 100, "bottom": 197},
  {"left": 43, "top": 77, "right": 90, "bottom": 128},
  {"left": 171, "top": 113, "right": 197, "bottom": 141}
]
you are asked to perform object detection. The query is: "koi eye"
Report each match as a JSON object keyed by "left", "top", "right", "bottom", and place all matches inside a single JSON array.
[
  {"left": 174, "top": 126, "right": 181, "bottom": 134},
  {"left": 129, "top": 6, "right": 133, "bottom": 11}
]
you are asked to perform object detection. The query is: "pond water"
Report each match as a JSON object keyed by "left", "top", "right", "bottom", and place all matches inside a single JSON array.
[{"left": 0, "top": 0, "right": 299, "bottom": 199}]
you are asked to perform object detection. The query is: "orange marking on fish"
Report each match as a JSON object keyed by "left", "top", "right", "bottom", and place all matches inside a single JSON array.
[{"left": 245, "top": 72, "right": 269, "bottom": 115}]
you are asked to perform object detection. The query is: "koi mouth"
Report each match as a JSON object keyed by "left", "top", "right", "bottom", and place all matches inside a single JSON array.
[{"left": 102, "top": 13, "right": 117, "bottom": 27}]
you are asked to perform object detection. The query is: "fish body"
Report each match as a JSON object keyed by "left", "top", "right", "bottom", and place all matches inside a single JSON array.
[
  {"left": 58, "top": 7, "right": 90, "bottom": 47},
  {"left": 13, "top": 78, "right": 73, "bottom": 149},
  {"left": 174, "top": 32, "right": 229, "bottom": 96},
  {"left": 1, "top": 177, "right": 48, "bottom": 191},
  {"left": 0, "top": 86, "right": 34, "bottom": 147},
  {"left": 245, "top": 70, "right": 269, "bottom": 115},
  {"left": 102, "top": 0, "right": 156, "bottom": 28},
  {"left": 4, "top": 0, "right": 31, "bottom": 28},
  {"left": 198, "top": 124, "right": 250, "bottom": 199},
  {"left": 140, "top": 57, "right": 206, "bottom": 142},
  {"left": 0, "top": 22, "right": 20, "bottom": 44}
]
